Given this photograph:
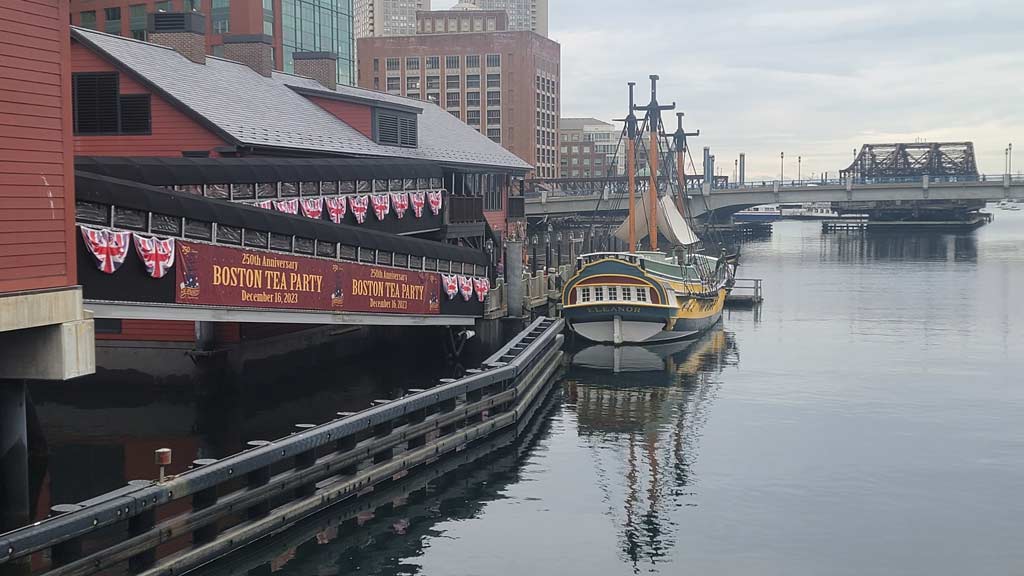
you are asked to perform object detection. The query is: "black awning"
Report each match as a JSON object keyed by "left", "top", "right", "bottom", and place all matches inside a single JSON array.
[
  {"left": 75, "top": 171, "right": 486, "bottom": 265},
  {"left": 74, "top": 156, "right": 444, "bottom": 186}
]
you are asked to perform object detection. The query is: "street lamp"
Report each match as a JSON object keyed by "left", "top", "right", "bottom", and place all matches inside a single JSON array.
[
  {"left": 1010, "top": 143, "right": 1014, "bottom": 176},
  {"left": 780, "top": 151, "right": 784, "bottom": 182},
  {"left": 798, "top": 156, "right": 802, "bottom": 182}
]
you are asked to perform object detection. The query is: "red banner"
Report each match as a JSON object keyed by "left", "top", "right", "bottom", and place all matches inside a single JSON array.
[{"left": 175, "top": 241, "right": 440, "bottom": 315}]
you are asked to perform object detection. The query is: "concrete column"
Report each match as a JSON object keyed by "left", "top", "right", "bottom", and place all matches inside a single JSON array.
[
  {"left": 739, "top": 153, "right": 746, "bottom": 185},
  {"left": 506, "top": 240, "right": 524, "bottom": 317},
  {"left": 0, "top": 380, "right": 29, "bottom": 533}
]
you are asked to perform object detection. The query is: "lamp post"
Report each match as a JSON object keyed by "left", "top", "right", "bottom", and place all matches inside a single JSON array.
[
  {"left": 1010, "top": 143, "right": 1013, "bottom": 176},
  {"left": 556, "top": 231, "right": 563, "bottom": 267},
  {"left": 544, "top": 232, "right": 552, "bottom": 272},
  {"left": 798, "top": 156, "right": 802, "bottom": 182},
  {"left": 780, "top": 152, "right": 784, "bottom": 182},
  {"left": 531, "top": 235, "right": 538, "bottom": 274}
]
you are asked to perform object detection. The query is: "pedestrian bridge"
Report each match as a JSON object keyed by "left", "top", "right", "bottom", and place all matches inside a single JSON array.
[{"left": 525, "top": 174, "right": 1024, "bottom": 221}]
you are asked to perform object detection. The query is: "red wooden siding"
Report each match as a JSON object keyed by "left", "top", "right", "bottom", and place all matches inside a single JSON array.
[
  {"left": 0, "top": 0, "right": 77, "bottom": 293},
  {"left": 305, "top": 96, "right": 374, "bottom": 139},
  {"left": 96, "top": 319, "right": 195, "bottom": 342},
  {"left": 70, "top": 41, "right": 228, "bottom": 157}
]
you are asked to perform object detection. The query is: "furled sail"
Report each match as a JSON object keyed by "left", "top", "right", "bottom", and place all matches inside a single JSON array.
[{"left": 614, "top": 195, "right": 700, "bottom": 247}]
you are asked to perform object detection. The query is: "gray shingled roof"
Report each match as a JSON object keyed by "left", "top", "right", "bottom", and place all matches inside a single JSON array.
[{"left": 71, "top": 27, "right": 531, "bottom": 172}]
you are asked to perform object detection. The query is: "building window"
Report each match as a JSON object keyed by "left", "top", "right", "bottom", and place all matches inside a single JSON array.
[
  {"left": 386, "top": 57, "right": 400, "bottom": 71},
  {"left": 466, "top": 74, "right": 480, "bottom": 88},
  {"left": 374, "top": 109, "right": 417, "bottom": 147},
  {"left": 373, "top": 59, "right": 379, "bottom": 72},
  {"left": 466, "top": 110, "right": 480, "bottom": 125},
  {"left": 466, "top": 91, "right": 480, "bottom": 107},
  {"left": 262, "top": 0, "right": 273, "bottom": 34},
  {"left": 466, "top": 55, "right": 480, "bottom": 69},
  {"left": 426, "top": 56, "right": 439, "bottom": 70},
  {"left": 129, "top": 4, "right": 147, "bottom": 40},
  {"left": 450, "top": 110, "right": 461, "bottom": 119},
  {"left": 636, "top": 287, "right": 648, "bottom": 302},
  {"left": 406, "top": 57, "right": 420, "bottom": 70},
  {"left": 211, "top": 0, "right": 230, "bottom": 34},
  {"left": 486, "top": 73, "right": 501, "bottom": 88},
  {"left": 103, "top": 7, "right": 121, "bottom": 34},
  {"left": 407, "top": 92, "right": 420, "bottom": 100},
  {"left": 487, "top": 109, "right": 500, "bottom": 124},
  {"left": 154, "top": 1, "right": 173, "bottom": 11},
  {"left": 426, "top": 75, "right": 440, "bottom": 90},
  {"left": 406, "top": 76, "right": 420, "bottom": 91},
  {"left": 445, "top": 55, "right": 460, "bottom": 69},
  {"left": 487, "top": 128, "right": 501, "bottom": 143},
  {"left": 72, "top": 73, "right": 152, "bottom": 135},
  {"left": 579, "top": 287, "right": 591, "bottom": 303},
  {"left": 446, "top": 75, "right": 460, "bottom": 89},
  {"left": 386, "top": 76, "right": 400, "bottom": 92},
  {"left": 486, "top": 91, "right": 501, "bottom": 106},
  {"left": 446, "top": 92, "right": 460, "bottom": 108},
  {"left": 427, "top": 93, "right": 440, "bottom": 105},
  {"left": 80, "top": 10, "right": 97, "bottom": 29},
  {"left": 486, "top": 54, "right": 501, "bottom": 68}
]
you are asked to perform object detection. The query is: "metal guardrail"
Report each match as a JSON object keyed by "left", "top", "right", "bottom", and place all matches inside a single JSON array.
[
  {"left": 0, "top": 318, "right": 564, "bottom": 576},
  {"left": 726, "top": 278, "right": 763, "bottom": 305}
]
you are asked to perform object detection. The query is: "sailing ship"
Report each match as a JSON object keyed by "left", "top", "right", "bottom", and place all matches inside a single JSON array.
[{"left": 561, "top": 76, "right": 730, "bottom": 345}]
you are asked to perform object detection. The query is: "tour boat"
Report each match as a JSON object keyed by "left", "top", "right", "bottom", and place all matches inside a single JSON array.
[
  {"left": 732, "top": 205, "right": 782, "bottom": 222},
  {"left": 560, "top": 77, "right": 729, "bottom": 345}
]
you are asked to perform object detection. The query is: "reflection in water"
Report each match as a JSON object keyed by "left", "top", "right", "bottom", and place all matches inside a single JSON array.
[
  {"left": 820, "top": 230, "right": 978, "bottom": 263},
  {"left": 565, "top": 329, "right": 738, "bottom": 571}
]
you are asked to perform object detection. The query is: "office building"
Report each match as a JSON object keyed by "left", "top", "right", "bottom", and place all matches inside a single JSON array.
[
  {"left": 355, "top": 0, "right": 431, "bottom": 37},
  {"left": 466, "top": 0, "right": 547, "bottom": 36},
  {"left": 68, "top": 0, "right": 356, "bottom": 86},
  {"left": 560, "top": 117, "right": 630, "bottom": 177}
]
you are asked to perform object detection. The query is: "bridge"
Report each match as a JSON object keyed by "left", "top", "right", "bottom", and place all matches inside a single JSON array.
[{"left": 525, "top": 174, "right": 1024, "bottom": 221}]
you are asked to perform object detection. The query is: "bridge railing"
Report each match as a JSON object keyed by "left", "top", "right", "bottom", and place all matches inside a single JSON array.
[{"left": 0, "top": 318, "right": 565, "bottom": 576}]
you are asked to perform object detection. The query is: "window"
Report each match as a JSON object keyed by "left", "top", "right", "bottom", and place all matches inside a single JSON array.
[
  {"left": 446, "top": 92, "right": 460, "bottom": 108},
  {"left": 579, "top": 287, "right": 591, "bottom": 303},
  {"left": 636, "top": 288, "right": 648, "bottom": 302},
  {"left": 406, "top": 57, "right": 420, "bottom": 70},
  {"left": 80, "top": 11, "right": 96, "bottom": 29},
  {"left": 450, "top": 110, "right": 461, "bottom": 119},
  {"left": 607, "top": 286, "right": 618, "bottom": 301},
  {"left": 487, "top": 91, "right": 501, "bottom": 106},
  {"left": 446, "top": 74, "right": 460, "bottom": 89},
  {"left": 103, "top": 7, "right": 121, "bottom": 34},
  {"left": 487, "top": 128, "right": 500, "bottom": 143},
  {"left": 211, "top": 0, "right": 230, "bottom": 34},
  {"left": 73, "top": 73, "right": 151, "bottom": 135},
  {"left": 486, "top": 54, "right": 501, "bottom": 67},
  {"left": 386, "top": 76, "right": 400, "bottom": 92},
  {"left": 466, "top": 91, "right": 480, "bottom": 107},
  {"left": 373, "top": 59, "right": 379, "bottom": 72},
  {"left": 129, "top": 5, "right": 147, "bottom": 40},
  {"left": 406, "top": 76, "right": 421, "bottom": 91},
  {"left": 466, "top": 55, "right": 480, "bottom": 68},
  {"left": 426, "top": 75, "right": 440, "bottom": 89},
  {"left": 486, "top": 73, "right": 501, "bottom": 88},
  {"left": 445, "top": 55, "right": 460, "bottom": 69},
  {"left": 487, "top": 109, "right": 500, "bottom": 124},
  {"left": 466, "top": 110, "right": 480, "bottom": 125},
  {"left": 386, "top": 57, "right": 400, "bottom": 71},
  {"left": 426, "top": 56, "right": 439, "bottom": 69},
  {"left": 262, "top": 0, "right": 273, "bottom": 34},
  {"left": 594, "top": 286, "right": 605, "bottom": 302},
  {"left": 622, "top": 287, "right": 633, "bottom": 301},
  {"left": 466, "top": 74, "right": 480, "bottom": 88},
  {"left": 560, "top": 146, "right": 568, "bottom": 153},
  {"left": 407, "top": 92, "right": 420, "bottom": 100},
  {"left": 427, "top": 93, "right": 440, "bottom": 105},
  {"left": 155, "top": 1, "right": 173, "bottom": 11},
  {"left": 374, "top": 109, "right": 417, "bottom": 147}
]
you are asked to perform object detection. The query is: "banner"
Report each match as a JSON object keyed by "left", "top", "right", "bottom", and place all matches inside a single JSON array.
[{"left": 175, "top": 241, "right": 439, "bottom": 315}]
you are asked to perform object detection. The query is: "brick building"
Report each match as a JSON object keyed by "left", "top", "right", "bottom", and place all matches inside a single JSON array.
[
  {"left": 67, "top": 0, "right": 357, "bottom": 86},
  {"left": 355, "top": 0, "right": 431, "bottom": 38},
  {"left": 357, "top": 11, "right": 560, "bottom": 178},
  {"left": 560, "top": 117, "right": 648, "bottom": 177}
]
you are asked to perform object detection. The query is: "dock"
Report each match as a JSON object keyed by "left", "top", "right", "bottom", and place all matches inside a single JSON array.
[
  {"left": 823, "top": 213, "right": 993, "bottom": 233},
  {"left": 726, "top": 278, "right": 764, "bottom": 307}
]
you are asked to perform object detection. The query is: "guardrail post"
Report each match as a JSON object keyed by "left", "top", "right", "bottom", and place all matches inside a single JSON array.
[
  {"left": 293, "top": 424, "right": 318, "bottom": 499},
  {"left": 127, "top": 508, "right": 156, "bottom": 572},
  {"left": 191, "top": 459, "right": 219, "bottom": 544},
  {"left": 245, "top": 440, "right": 272, "bottom": 519},
  {"left": 372, "top": 417, "right": 394, "bottom": 464},
  {"left": 49, "top": 504, "right": 85, "bottom": 566}
]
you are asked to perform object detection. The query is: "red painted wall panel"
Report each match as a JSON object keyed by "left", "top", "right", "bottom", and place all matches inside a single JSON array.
[
  {"left": 305, "top": 96, "right": 374, "bottom": 139},
  {"left": 0, "top": 0, "right": 77, "bottom": 293},
  {"left": 70, "top": 41, "right": 227, "bottom": 157},
  {"left": 96, "top": 319, "right": 196, "bottom": 342}
]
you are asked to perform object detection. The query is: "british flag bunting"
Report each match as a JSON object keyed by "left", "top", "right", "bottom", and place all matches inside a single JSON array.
[
  {"left": 411, "top": 191, "right": 426, "bottom": 218},
  {"left": 133, "top": 235, "right": 176, "bottom": 279},
  {"left": 273, "top": 199, "right": 299, "bottom": 214},
  {"left": 458, "top": 275, "right": 473, "bottom": 301},
  {"left": 473, "top": 277, "right": 490, "bottom": 302},
  {"left": 427, "top": 190, "right": 443, "bottom": 216},
  {"left": 300, "top": 197, "right": 323, "bottom": 219},
  {"left": 371, "top": 194, "right": 390, "bottom": 221},
  {"left": 350, "top": 195, "right": 369, "bottom": 224},
  {"left": 80, "top": 226, "right": 132, "bottom": 274},
  {"left": 442, "top": 274, "right": 459, "bottom": 299},
  {"left": 325, "top": 197, "right": 347, "bottom": 223},
  {"left": 391, "top": 192, "right": 409, "bottom": 219}
]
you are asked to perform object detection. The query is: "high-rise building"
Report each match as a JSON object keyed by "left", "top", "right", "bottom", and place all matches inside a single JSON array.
[
  {"left": 354, "top": 0, "right": 432, "bottom": 37},
  {"left": 467, "top": 0, "right": 548, "bottom": 36},
  {"left": 68, "top": 0, "right": 356, "bottom": 86},
  {"left": 560, "top": 118, "right": 632, "bottom": 177},
  {"left": 357, "top": 8, "right": 560, "bottom": 177}
]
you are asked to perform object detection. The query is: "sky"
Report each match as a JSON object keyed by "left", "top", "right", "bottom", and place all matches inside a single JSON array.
[{"left": 549, "top": 0, "right": 1024, "bottom": 181}]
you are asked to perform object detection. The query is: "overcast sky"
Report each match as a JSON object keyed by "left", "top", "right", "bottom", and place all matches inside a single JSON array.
[{"left": 550, "top": 0, "right": 1023, "bottom": 181}]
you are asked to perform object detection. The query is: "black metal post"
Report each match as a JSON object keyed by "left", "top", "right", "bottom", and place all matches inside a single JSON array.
[{"left": 0, "top": 380, "right": 29, "bottom": 536}]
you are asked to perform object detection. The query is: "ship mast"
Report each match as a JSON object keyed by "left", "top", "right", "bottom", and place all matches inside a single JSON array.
[
  {"left": 625, "top": 83, "right": 638, "bottom": 252},
  {"left": 634, "top": 75, "right": 675, "bottom": 251},
  {"left": 672, "top": 112, "right": 699, "bottom": 221}
]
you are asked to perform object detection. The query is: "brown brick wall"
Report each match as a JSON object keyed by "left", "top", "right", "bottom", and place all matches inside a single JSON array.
[
  {"left": 223, "top": 41, "right": 273, "bottom": 77},
  {"left": 294, "top": 58, "right": 337, "bottom": 90},
  {"left": 149, "top": 31, "right": 206, "bottom": 64}
]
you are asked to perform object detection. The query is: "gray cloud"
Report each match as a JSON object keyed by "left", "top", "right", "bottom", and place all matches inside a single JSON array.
[{"left": 552, "top": 0, "right": 1024, "bottom": 179}]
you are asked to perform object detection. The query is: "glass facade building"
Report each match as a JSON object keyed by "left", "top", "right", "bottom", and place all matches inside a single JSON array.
[{"left": 282, "top": 0, "right": 355, "bottom": 86}]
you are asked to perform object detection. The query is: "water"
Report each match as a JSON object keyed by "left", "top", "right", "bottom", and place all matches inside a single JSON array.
[{"left": 214, "top": 211, "right": 1024, "bottom": 576}]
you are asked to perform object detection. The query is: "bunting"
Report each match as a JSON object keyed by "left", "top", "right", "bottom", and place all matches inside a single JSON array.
[
  {"left": 473, "top": 277, "right": 490, "bottom": 303},
  {"left": 255, "top": 200, "right": 273, "bottom": 210},
  {"left": 427, "top": 190, "right": 443, "bottom": 216},
  {"left": 371, "top": 194, "right": 390, "bottom": 221},
  {"left": 300, "top": 197, "right": 323, "bottom": 219},
  {"left": 349, "top": 195, "right": 369, "bottom": 224},
  {"left": 133, "top": 234, "right": 176, "bottom": 279},
  {"left": 391, "top": 192, "right": 409, "bottom": 219},
  {"left": 458, "top": 275, "right": 473, "bottom": 301},
  {"left": 273, "top": 199, "right": 299, "bottom": 214},
  {"left": 325, "top": 197, "right": 347, "bottom": 223},
  {"left": 442, "top": 274, "right": 459, "bottom": 300},
  {"left": 80, "top": 226, "right": 132, "bottom": 274},
  {"left": 411, "top": 191, "right": 426, "bottom": 218}
]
